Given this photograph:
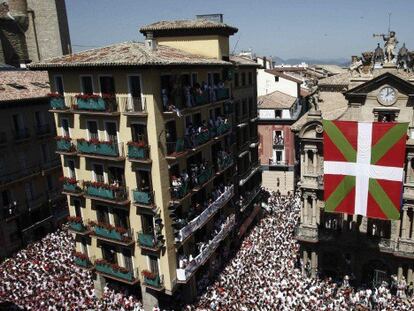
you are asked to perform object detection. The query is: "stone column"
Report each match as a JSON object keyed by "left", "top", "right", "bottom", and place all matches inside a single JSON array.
[
  {"left": 312, "top": 150, "right": 317, "bottom": 174},
  {"left": 402, "top": 208, "right": 408, "bottom": 239},
  {"left": 311, "top": 251, "right": 318, "bottom": 278},
  {"left": 408, "top": 268, "right": 413, "bottom": 285},
  {"left": 141, "top": 285, "right": 160, "bottom": 311},
  {"left": 302, "top": 250, "right": 308, "bottom": 276},
  {"left": 300, "top": 197, "right": 304, "bottom": 224},
  {"left": 303, "top": 194, "right": 309, "bottom": 225},
  {"left": 406, "top": 156, "right": 413, "bottom": 184},
  {"left": 304, "top": 150, "right": 309, "bottom": 174},
  {"left": 398, "top": 266, "right": 403, "bottom": 280},
  {"left": 311, "top": 194, "right": 317, "bottom": 226},
  {"left": 93, "top": 274, "right": 107, "bottom": 299},
  {"left": 301, "top": 153, "right": 305, "bottom": 180}
]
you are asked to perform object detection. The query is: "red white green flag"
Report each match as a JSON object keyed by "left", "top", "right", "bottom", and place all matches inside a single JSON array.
[{"left": 323, "top": 120, "right": 408, "bottom": 220}]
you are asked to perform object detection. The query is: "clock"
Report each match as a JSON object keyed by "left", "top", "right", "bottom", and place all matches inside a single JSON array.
[{"left": 377, "top": 86, "right": 397, "bottom": 106}]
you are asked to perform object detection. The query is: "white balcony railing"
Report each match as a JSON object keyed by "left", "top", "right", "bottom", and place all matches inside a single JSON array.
[
  {"left": 176, "top": 185, "right": 234, "bottom": 243},
  {"left": 176, "top": 214, "right": 236, "bottom": 282}
]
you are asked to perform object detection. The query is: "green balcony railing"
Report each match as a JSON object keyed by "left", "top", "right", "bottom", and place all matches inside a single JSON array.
[
  {"left": 166, "top": 138, "right": 186, "bottom": 156},
  {"left": 132, "top": 190, "right": 152, "bottom": 205},
  {"left": 68, "top": 221, "right": 87, "bottom": 232},
  {"left": 56, "top": 139, "right": 74, "bottom": 152},
  {"left": 194, "top": 130, "right": 210, "bottom": 146},
  {"left": 74, "top": 257, "right": 92, "bottom": 268},
  {"left": 216, "top": 123, "right": 231, "bottom": 136},
  {"left": 50, "top": 97, "right": 66, "bottom": 110},
  {"left": 215, "top": 88, "right": 230, "bottom": 101},
  {"left": 138, "top": 232, "right": 157, "bottom": 248},
  {"left": 127, "top": 144, "right": 149, "bottom": 160},
  {"left": 84, "top": 184, "right": 128, "bottom": 202},
  {"left": 195, "top": 168, "right": 213, "bottom": 187},
  {"left": 94, "top": 226, "right": 123, "bottom": 241},
  {"left": 171, "top": 181, "right": 189, "bottom": 200},
  {"left": 76, "top": 97, "right": 110, "bottom": 111},
  {"left": 144, "top": 275, "right": 162, "bottom": 288},
  {"left": 77, "top": 140, "right": 120, "bottom": 157},
  {"left": 95, "top": 262, "right": 133, "bottom": 281},
  {"left": 194, "top": 92, "right": 209, "bottom": 106},
  {"left": 217, "top": 156, "right": 234, "bottom": 172}
]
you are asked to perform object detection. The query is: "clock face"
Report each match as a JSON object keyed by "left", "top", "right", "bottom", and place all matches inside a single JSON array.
[{"left": 378, "top": 86, "right": 397, "bottom": 106}]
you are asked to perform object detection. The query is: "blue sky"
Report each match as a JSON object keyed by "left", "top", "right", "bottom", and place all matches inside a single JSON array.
[{"left": 66, "top": 0, "right": 414, "bottom": 60}]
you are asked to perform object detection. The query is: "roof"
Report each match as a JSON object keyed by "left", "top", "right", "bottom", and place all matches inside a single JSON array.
[
  {"left": 0, "top": 70, "right": 49, "bottom": 102},
  {"left": 265, "top": 69, "right": 303, "bottom": 83},
  {"left": 230, "top": 55, "right": 260, "bottom": 67},
  {"left": 139, "top": 19, "right": 238, "bottom": 36},
  {"left": 312, "top": 64, "right": 347, "bottom": 75},
  {"left": 291, "top": 91, "right": 348, "bottom": 131},
  {"left": 258, "top": 91, "right": 297, "bottom": 109},
  {"left": 28, "top": 41, "right": 232, "bottom": 69}
]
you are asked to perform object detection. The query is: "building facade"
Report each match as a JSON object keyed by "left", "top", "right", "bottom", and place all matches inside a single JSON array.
[
  {"left": 0, "top": 70, "right": 65, "bottom": 259},
  {"left": 293, "top": 45, "right": 414, "bottom": 287},
  {"left": 30, "top": 18, "right": 261, "bottom": 310},
  {"left": 0, "top": 0, "right": 71, "bottom": 67}
]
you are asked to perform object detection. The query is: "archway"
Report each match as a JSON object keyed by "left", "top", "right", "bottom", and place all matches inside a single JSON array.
[{"left": 361, "top": 259, "right": 390, "bottom": 288}]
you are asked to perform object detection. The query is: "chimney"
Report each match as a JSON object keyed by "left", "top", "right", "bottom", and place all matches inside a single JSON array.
[{"left": 145, "top": 31, "right": 157, "bottom": 51}]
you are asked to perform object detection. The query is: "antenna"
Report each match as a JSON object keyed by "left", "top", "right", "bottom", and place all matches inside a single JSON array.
[
  {"left": 231, "top": 35, "right": 241, "bottom": 55},
  {"left": 388, "top": 12, "right": 391, "bottom": 33}
]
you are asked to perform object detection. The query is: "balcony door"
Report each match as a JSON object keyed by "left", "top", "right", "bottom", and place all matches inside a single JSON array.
[
  {"left": 114, "top": 209, "right": 129, "bottom": 229},
  {"left": 149, "top": 255, "right": 159, "bottom": 275},
  {"left": 99, "top": 76, "right": 115, "bottom": 95},
  {"left": 61, "top": 118, "right": 70, "bottom": 137},
  {"left": 12, "top": 114, "right": 24, "bottom": 132},
  {"left": 136, "top": 170, "right": 151, "bottom": 192},
  {"left": 102, "top": 245, "right": 117, "bottom": 264},
  {"left": 67, "top": 159, "right": 76, "bottom": 179},
  {"left": 141, "top": 214, "right": 154, "bottom": 234},
  {"left": 122, "top": 249, "right": 133, "bottom": 272},
  {"left": 35, "top": 111, "right": 45, "bottom": 127},
  {"left": 96, "top": 204, "right": 110, "bottom": 224},
  {"left": 80, "top": 76, "right": 93, "bottom": 95},
  {"left": 128, "top": 76, "right": 142, "bottom": 111},
  {"left": 108, "top": 166, "right": 124, "bottom": 186},
  {"left": 87, "top": 121, "right": 98, "bottom": 140},
  {"left": 92, "top": 164, "right": 104, "bottom": 183},
  {"left": 104, "top": 122, "right": 118, "bottom": 143},
  {"left": 131, "top": 123, "right": 147, "bottom": 143}
]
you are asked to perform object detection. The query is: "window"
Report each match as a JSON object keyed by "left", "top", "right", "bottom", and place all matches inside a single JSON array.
[
  {"left": 275, "top": 76, "right": 279, "bottom": 82},
  {"left": 93, "top": 164, "right": 104, "bottom": 182},
  {"left": 35, "top": 111, "right": 45, "bottom": 127},
  {"left": 74, "top": 199, "right": 81, "bottom": 217},
  {"left": 136, "top": 170, "right": 151, "bottom": 192},
  {"left": 241, "top": 72, "right": 246, "bottom": 86},
  {"left": 100, "top": 76, "right": 115, "bottom": 95},
  {"left": 108, "top": 166, "right": 124, "bottom": 186},
  {"left": 96, "top": 205, "right": 110, "bottom": 224},
  {"left": 276, "top": 151, "right": 283, "bottom": 163},
  {"left": 81, "top": 238, "right": 88, "bottom": 256},
  {"left": 378, "top": 112, "right": 396, "bottom": 122},
  {"left": 87, "top": 121, "right": 98, "bottom": 140},
  {"left": 61, "top": 118, "right": 70, "bottom": 137},
  {"left": 67, "top": 159, "right": 76, "bottom": 179},
  {"left": 12, "top": 114, "right": 24, "bottom": 131},
  {"left": 213, "top": 73, "right": 220, "bottom": 85},
  {"left": 102, "top": 246, "right": 117, "bottom": 264},
  {"left": 275, "top": 110, "right": 282, "bottom": 118},
  {"left": 149, "top": 255, "right": 159, "bottom": 275},
  {"left": 128, "top": 76, "right": 141, "bottom": 98},
  {"left": 105, "top": 122, "right": 117, "bottom": 143},
  {"left": 54, "top": 76, "right": 64, "bottom": 95},
  {"left": 131, "top": 123, "right": 147, "bottom": 142},
  {"left": 248, "top": 72, "right": 253, "bottom": 85},
  {"left": 80, "top": 76, "right": 93, "bottom": 94},
  {"left": 123, "top": 249, "right": 133, "bottom": 272},
  {"left": 234, "top": 72, "right": 239, "bottom": 87},
  {"left": 41, "top": 143, "right": 50, "bottom": 163}
]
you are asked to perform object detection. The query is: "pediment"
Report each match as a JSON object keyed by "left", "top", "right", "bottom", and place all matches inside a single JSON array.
[{"left": 345, "top": 72, "right": 414, "bottom": 100}]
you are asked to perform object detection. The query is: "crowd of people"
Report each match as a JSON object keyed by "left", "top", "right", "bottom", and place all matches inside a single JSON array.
[
  {"left": 186, "top": 191, "right": 414, "bottom": 310},
  {"left": 0, "top": 229, "right": 145, "bottom": 310},
  {"left": 3, "top": 190, "right": 414, "bottom": 310}
]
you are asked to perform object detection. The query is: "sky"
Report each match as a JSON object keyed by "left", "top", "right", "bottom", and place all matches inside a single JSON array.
[{"left": 66, "top": 0, "right": 414, "bottom": 61}]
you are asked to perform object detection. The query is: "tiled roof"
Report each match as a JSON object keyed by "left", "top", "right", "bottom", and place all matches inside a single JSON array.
[
  {"left": 140, "top": 19, "right": 238, "bottom": 35},
  {"left": 230, "top": 55, "right": 260, "bottom": 67},
  {"left": 265, "top": 69, "right": 303, "bottom": 83},
  {"left": 258, "top": 91, "right": 297, "bottom": 109},
  {"left": 0, "top": 70, "right": 49, "bottom": 102},
  {"left": 28, "top": 41, "right": 232, "bottom": 69},
  {"left": 291, "top": 91, "right": 348, "bottom": 131}
]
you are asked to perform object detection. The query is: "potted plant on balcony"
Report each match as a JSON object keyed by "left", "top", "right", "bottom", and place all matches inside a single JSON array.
[
  {"left": 60, "top": 176, "right": 79, "bottom": 192},
  {"left": 75, "top": 94, "right": 106, "bottom": 111},
  {"left": 127, "top": 140, "right": 147, "bottom": 159},
  {"left": 73, "top": 251, "right": 90, "bottom": 267},
  {"left": 67, "top": 216, "right": 85, "bottom": 232},
  {"left": 142, "top": 269, "right": 160, "bottom": 287},
  {"left": 48, "top": 92, "right": 65, "bottom": 109}
]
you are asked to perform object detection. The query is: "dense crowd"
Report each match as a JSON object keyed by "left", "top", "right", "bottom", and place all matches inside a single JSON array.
[
  {"left": 0, "top": 229, "right": 145, "bottom": 310},
  {"left": 2, "top": 190, "right": 414, "bottom": 310},
  {"left": 187, "top": 191, "right": 414, "bottom": 310}
]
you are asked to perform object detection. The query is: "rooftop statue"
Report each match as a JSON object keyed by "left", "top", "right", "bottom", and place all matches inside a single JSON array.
[
  {"left": 373, "top": 43, "right": 385, "bottom": 64},
  {"left": 397, "top": 43, "right": 413, "bottom": 72},
  {"left": 373, "top": 31, "right": 398, "bottom": 63},
  {"left": 349, "top": 56, "right": 363, "bottom": 77}
]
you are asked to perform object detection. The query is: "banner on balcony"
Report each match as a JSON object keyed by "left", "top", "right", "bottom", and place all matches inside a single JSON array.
[{"left": 323, "top": 120, "right": 408, "bottom": 220}]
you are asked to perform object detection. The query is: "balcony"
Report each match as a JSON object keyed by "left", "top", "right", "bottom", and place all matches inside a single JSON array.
[
  {"left": 176, "top": 214, "right": 236, "bottom": 282},
  {"left": 132, "top": 189, "right": 154, "bottom": 208},
  {"left": 77, "top": 139, "right": 125, "bottom": 161},
  {"left": 13, "top": 128, "right": 30, "bottom": 142},
  {"left": 216, "top": 88, "right": 230, "bottom": 101},
  {"left": 127, "top": 142, "right": 151, "bottom": 163},
  {"left": 84, "top": 182, "right": 129, "bottom": 205},
  {"left": 217, "top": 153, "right": 234, "bottom": 173},
  {"left": 273, "top": 140, "right": 285, "bottom": 150},
  {"left": 73, "top": 94, "right": 119, "bottom": 115},
  {"left": 166, "top": 138, "right": 188, "bottom": 159},
  {"left": 67, "top": 217, "right": 90, "bottom": 234},
  {"left": 90, "top": 222, "right": 134, "bottom": 246},
  {"left": 95, "top": 260, "right": 138, "bottom": 284},
  {"left": 142, "top": 271, "right": 164, "bottom": 291},
  {"left": 73, "top": 253, "right": 94, "bottom": 270},
  {"left": 176, "top": 185, "right": 234, "bottom": 243},
  {"left": 49, "top": 95, "right": 68, "bottom": 111},
  {"left": 238, "top": 186, "right": 262, "bottom": 213},
  {"left": 119, "top": 96, "right": 147, "bottom": 117},
  {"left": 55, "top": 136, "right": 76, "bottom": 155},
  {"left": 170, "top": 180, "right": 190, "bottom": 203},
  {"left": 61, "top": 178, "right": 83, "bottom": 196},
  {"left": 137, "top": 232, "right": 162, "bottom": 251}
]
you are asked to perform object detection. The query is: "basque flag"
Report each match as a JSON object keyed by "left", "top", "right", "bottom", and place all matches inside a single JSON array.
[{"left": 323, "top": 120, "right": 408, "bottom": 220}]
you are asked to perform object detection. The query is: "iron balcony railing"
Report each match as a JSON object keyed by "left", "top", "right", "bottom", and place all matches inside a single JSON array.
[
  {"left": 119, "top": 96, "right": 147, "bottom": 114},
  {"left": 77, "top": 140, "right": 125, "bottom": 158}
]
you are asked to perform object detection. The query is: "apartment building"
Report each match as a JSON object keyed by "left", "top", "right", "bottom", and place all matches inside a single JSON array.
[
  {"left": 0, "top": 70, "right": 64, "bottom": 259},
  {"left": 30, "top": 18, "right": 261, "bottom": 309}
]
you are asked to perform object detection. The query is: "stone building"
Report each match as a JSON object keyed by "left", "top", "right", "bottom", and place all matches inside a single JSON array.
[
  {"left": 0, "top": 0, "right": 71, "bottom": 67},
  {"left": 30, "top": 18, "right": 261, "bottom": 310},
  {"left": 0, "top": 70, "right": 65, "bottom": 259},
  {"left": 293, "top": 42, "right": 414, "bottom": 286}
]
